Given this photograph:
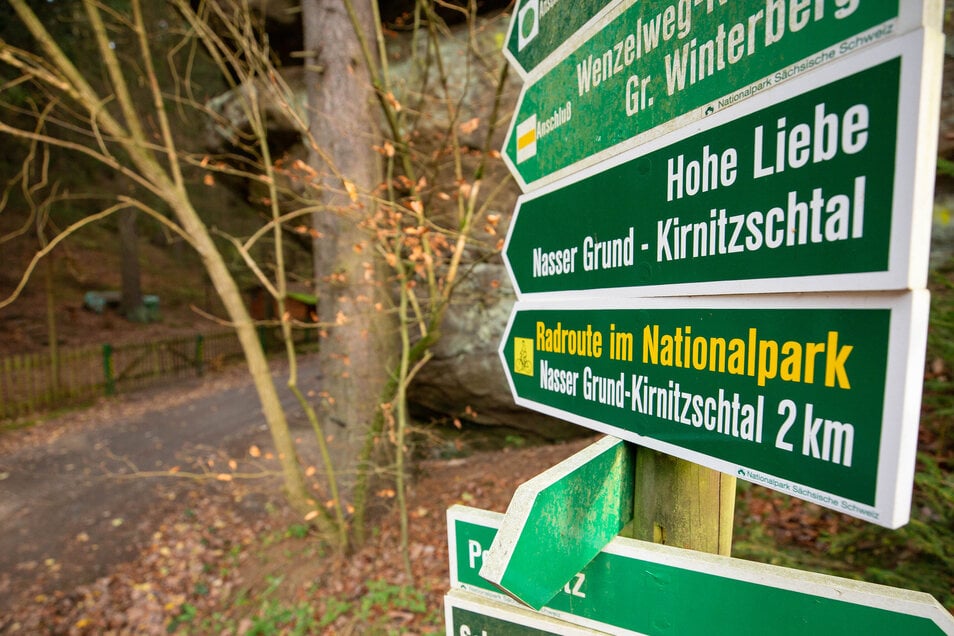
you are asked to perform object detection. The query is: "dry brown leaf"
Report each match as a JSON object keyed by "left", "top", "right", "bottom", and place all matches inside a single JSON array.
[
  {"left": 344, "top": 179, "right": 358, "bottom": 202},
  {"left": 459, "top": 117, "right": 480, "bottom": 135},
  {"left": 385, "top": 91, "right": 402, "bottom": 112}
]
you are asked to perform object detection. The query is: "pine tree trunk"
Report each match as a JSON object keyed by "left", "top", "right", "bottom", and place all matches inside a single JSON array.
[
  {"left": 118, "top": 209, "right": 144, "bottom": 321},
  {"left": 303, "top": 0, "right": 395, "bottom": 517}
]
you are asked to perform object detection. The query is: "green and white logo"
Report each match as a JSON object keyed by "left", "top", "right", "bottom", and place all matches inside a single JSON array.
[{"left": 517, "top": 0, "right": 539, "bottom": 51}]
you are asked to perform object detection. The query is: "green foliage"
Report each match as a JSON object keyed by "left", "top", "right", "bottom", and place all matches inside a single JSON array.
[
  {"left": 823, "top": 453, "right": 953, "bottom": 602},
  {"left": 317, "top": 597, "right": 352, "bottom": 629},
  {"left": 167, "top": 575, "right": 439, "bottom": 635},
  {"left": 245, "top": 599, "right": 316, "bottom": 636},
  {"left": 924, "top": 268, "right": 954, "bottom": 445},
  {"left": 285, "top": 522, "right": 311, "bottom": 540},
  {"left": 504, "top": 434, "right": 527, "bottom": 448},
  {"left": 357, "top": 580, "right": 428, "bottom": 618},
  {"left": 937, "top": 156, "right": 954, "bottom": 180},
  {"left": 166, "top": 603, "right": 198, "bottom": 633}
]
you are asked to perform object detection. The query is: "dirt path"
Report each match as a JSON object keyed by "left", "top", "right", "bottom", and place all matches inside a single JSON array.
[{"left": 0, "top": 357, "right": 322, "bottom": 613}]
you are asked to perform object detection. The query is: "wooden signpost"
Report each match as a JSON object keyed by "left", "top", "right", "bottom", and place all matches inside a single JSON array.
[{"left": 443, "top": 0, "right": 950, "bottom": 631}]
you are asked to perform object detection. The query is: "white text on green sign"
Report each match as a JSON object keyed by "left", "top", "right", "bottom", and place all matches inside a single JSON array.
[
  {"left": 499, "top": 293, "right": 928, "bottom": 528},
  {"left": 503, "top": 0, "right": 940, "bottom": 190},
  {"left": 448, "top": 506, "right": 954, "bottom": 636},
  {"left": 505, "top": 31, "right": 941, "bottom": 297}
]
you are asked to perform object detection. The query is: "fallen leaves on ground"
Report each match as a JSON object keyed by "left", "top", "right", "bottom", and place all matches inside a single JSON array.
[{"left": 0, "top": 438, "right": 595, "bottom": 634}]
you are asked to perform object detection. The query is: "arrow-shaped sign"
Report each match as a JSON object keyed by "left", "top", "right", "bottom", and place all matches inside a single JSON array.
[
  {"left": 499, "top": 292, "right": 929, "bottom": 528},
  {"left": 450, "top": 505, "right": 954, "bottom": 636},
  {"left": 502, "top": 0, "right": 939, "bottom": 191},
  {"left": 503, "top": 0, "right": 621, "bottom": 80},
  {"left": 479, "top": 435, "right": 634, "bottom": 610},
  {"left": 504, "top": 30, "right": 942, "bottom": 298}
]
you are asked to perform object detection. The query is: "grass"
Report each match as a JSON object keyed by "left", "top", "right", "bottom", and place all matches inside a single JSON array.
[
  {"left": 169, "top": 574, "right": 440, "bottom": 635},
  {"left": 161, "top": 511, "right": 445, "bottom": 636}
]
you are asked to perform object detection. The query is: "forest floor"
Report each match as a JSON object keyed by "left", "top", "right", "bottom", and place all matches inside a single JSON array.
[{"left": 0, "top": 356, "right": 600, "bottom": 634}]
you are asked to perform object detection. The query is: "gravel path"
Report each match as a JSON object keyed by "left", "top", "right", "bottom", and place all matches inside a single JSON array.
[{"left": 0, "top": 356, "right": 322, "bottom": 613}]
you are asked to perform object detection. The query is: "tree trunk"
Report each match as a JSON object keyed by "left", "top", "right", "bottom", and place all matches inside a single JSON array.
[
  {"left": 118, "top": 209, "right": 144, "bottom": 321},
  {"left": 303, "top": 0, "right": 394, "bottom": 511},
  {"left": 166, "top": 191, "right": 315, "bottom": 518}
]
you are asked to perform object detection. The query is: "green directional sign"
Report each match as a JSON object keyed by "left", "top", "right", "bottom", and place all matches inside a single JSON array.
[
  {"left": 499, "top": 293, "right": 928, "bottom": 528},
  {"left": 479, "top": 436, "right": 634, "bottom": 610},
  {"left": 505, "top": 32, "right": 942, "bottom": 297},
  {"left": 503, "top": 0, "right": 939, "bottom": 190},
  {"left": 503, "top": 0, "right": 620, "bottom": 79},
  {"left": 449, "top": 505, "right": 954, "bottom": 636},
  {"left": 445, "top": 589, "right": 605, "bottom": 635}
]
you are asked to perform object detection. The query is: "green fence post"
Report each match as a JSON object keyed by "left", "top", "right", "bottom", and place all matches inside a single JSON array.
[
  {"left": 102, "top": 343, "right": 115, "bottom": 396},
  {"left": 1, "top": 356, "right": 10, "bottom": 421},
  {"left": 257, "top": 325, "right": 267, "bottom": 353},
  {"left": 194, "top": 334, "right": 204, "bottom": 377}
]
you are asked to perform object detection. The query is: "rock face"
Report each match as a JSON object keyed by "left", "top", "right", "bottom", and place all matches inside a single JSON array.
[
  {"left": 381, "top": 23, "right": 583, "bottom": 438},
  {"left": 409, "top": 263, "right": 584, "bottom": 440},
  {"left": 385, "top": 23, "right": 581, "bottom": 438}
]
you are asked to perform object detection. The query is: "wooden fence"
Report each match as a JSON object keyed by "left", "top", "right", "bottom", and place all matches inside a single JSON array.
[{"left": 0, "top": 327, "right": 315, "bottom": 423}]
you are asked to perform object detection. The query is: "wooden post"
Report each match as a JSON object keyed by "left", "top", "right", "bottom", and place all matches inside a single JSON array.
[
  {"left": 630, "top": 448, "right": 735, "bottom": 556},
  {"left": 5, "top": 356, "right": 17, "bottom": 419},
  {"left": 194, "top": 334, "right": 205, "bottom": 377}
]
